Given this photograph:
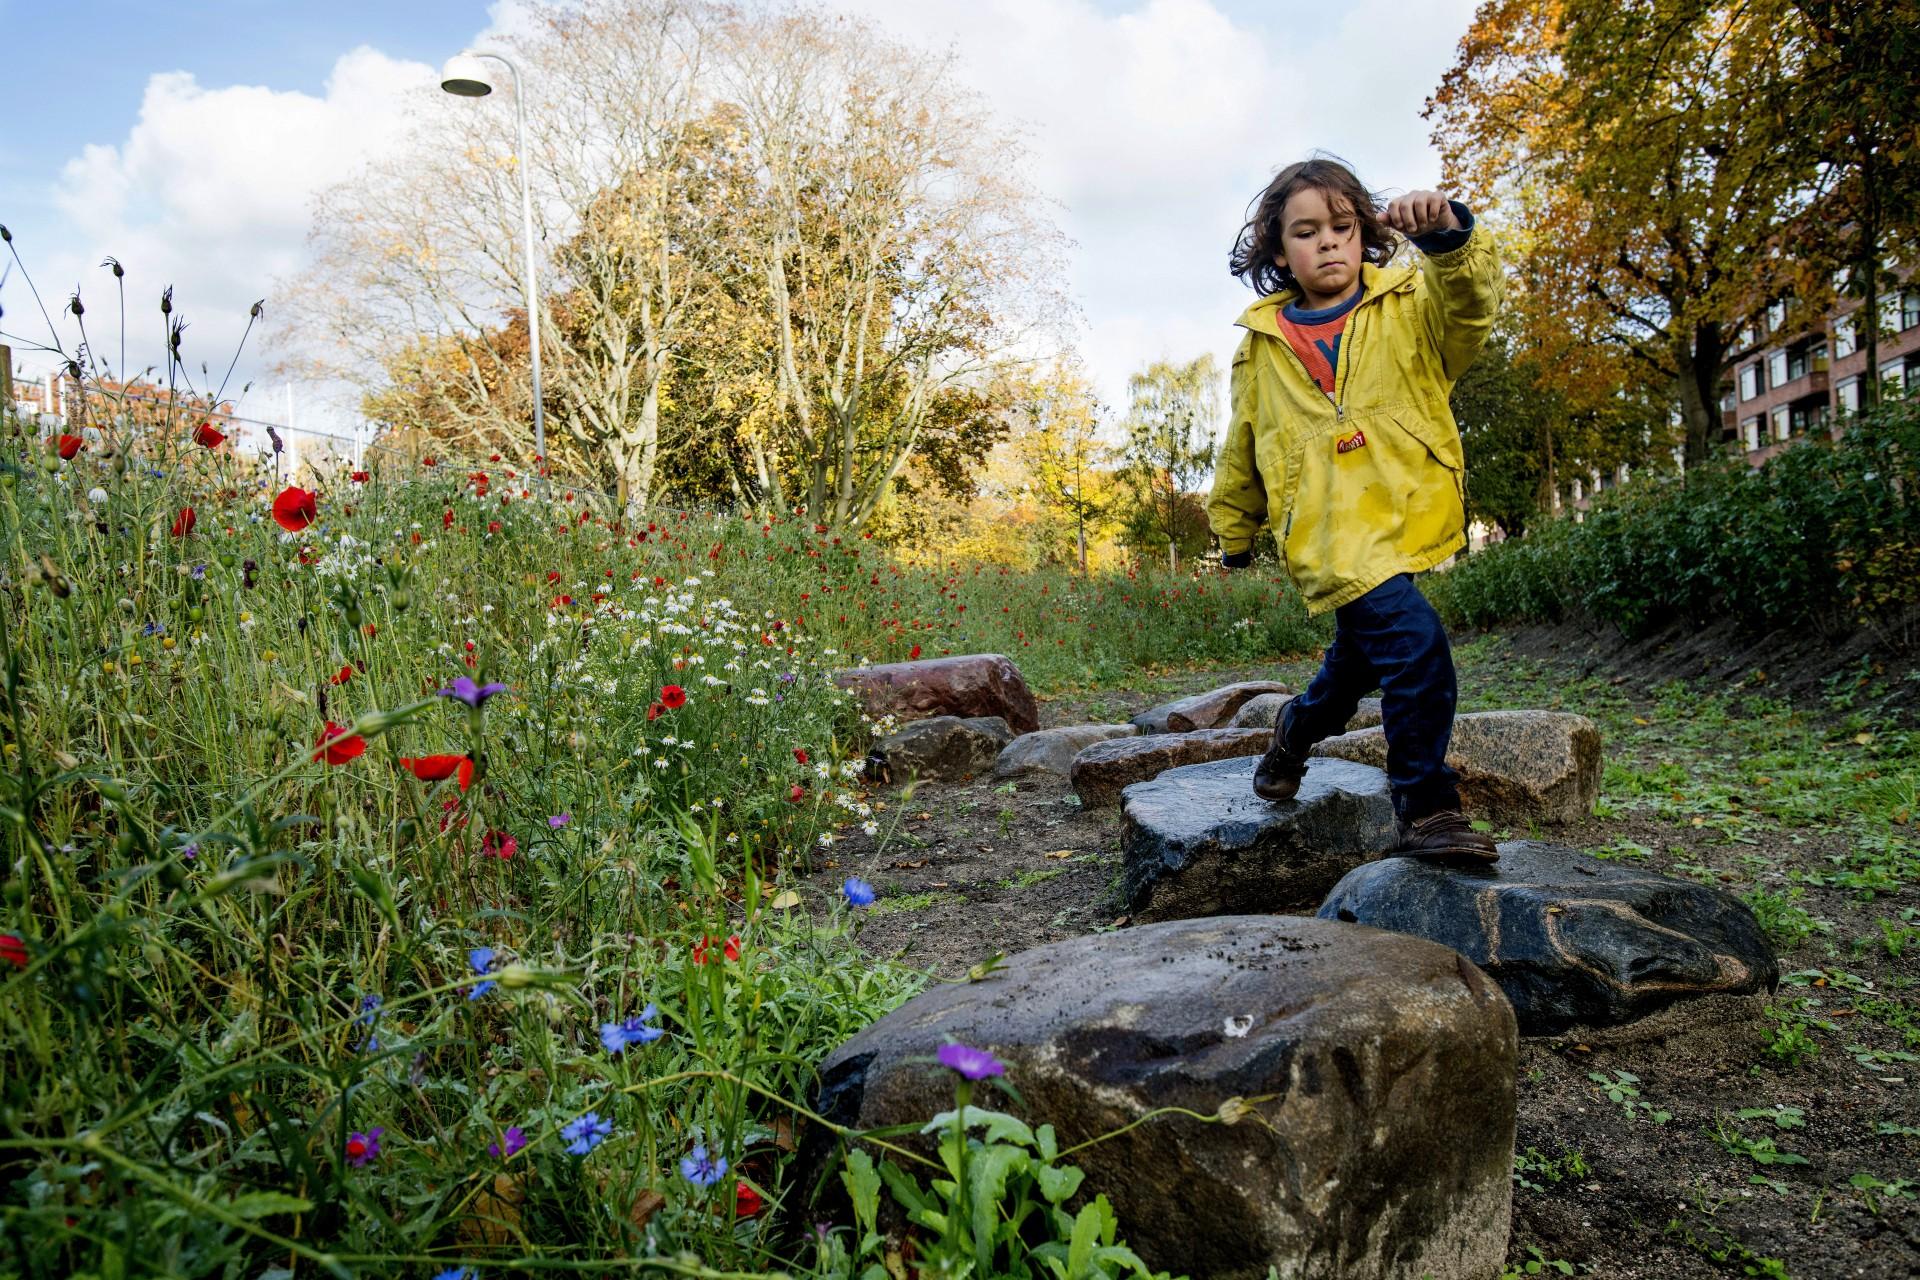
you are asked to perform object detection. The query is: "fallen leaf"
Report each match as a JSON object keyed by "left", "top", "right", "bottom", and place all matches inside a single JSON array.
[
  {"left": 769, "top": 890, "right": 801, "bottom": 910},
  {"left": 1632, "top": 716, "right": 1650, "bottom": 726},
  {"left": 774, "top": 1115, "right": 796, "bottom": 1153},
  {"left": 1854, "top": 732, "right": 1874, "bottom": 745},
  {"left": 1046, "top": 849, "right": 1074, "bottom": 860},
  {"left": 631, "top": 1188, "right": 665, "bottom": 1231},
  {"left": 889, "top": 859, "right": 928, "bottom": 870}
]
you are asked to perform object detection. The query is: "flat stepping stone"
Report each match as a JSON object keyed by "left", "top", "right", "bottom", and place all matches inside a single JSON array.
[
  {"left": 1071, "top": 727, "right": 1271, "bottom": 808},
  {"left": 834, "top": 653, "right": 1040, "bottom": 734},
  {"left": 810, "top": 915, "right": 1516, "bottom": 1280},
  {"left": 1230, "top": 693, "right": 1380, "bottom": 731},
  {"left": 1312, "top": 709, "right": 1601, "bottom": 825},
  {"left": 1316, "top": 840, "right": 1779, "bottom": 1036},
  {"left": 1120, "top": 756, "right": 1397, "bottom": 920},
  {"left": 1130, "top": 680, "right": 1293, "bottom": 734},
  {"left": 992, "top": 723, "right": 1136, "bottom": 781},
  {"left": 867, "top": 715, "right": 1012, "bottom": 783}
]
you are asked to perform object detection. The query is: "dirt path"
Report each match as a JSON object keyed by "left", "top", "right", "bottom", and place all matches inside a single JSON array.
[{"left": 802, "top": 637, "right": 1920, "bottom": 1278}]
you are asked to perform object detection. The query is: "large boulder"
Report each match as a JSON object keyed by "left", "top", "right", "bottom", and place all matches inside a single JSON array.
[
  {"left": 1071, "top": 727, "right": 1271, "bottom": 808},
  {"left": 1121, "top": 756, "right": 1398, "bottom": 920},
  {"left": 866, "top": 716, "right": 1013, "bottom": 783},
  {"left": 1317, "top": 840, "right": 1779, "bottom": 1036},
  {"left": 1345, "top": 697, "right": 1384, "bottom": 731},
  {"left": 1131, "top": 680, "right": 1294, "bottom": 734},
  {"left": 809, "top": 916, "right": 1517, "bottom": 1280},
  {"left": 834, "top": 653, "right": 1040, "bottom": 735},
  {"left": 1311, "top": 710, "right": 1601, "bottom": 825},
  {"left": 992, "top": 723, "right": 1137, "bottom": 781}
]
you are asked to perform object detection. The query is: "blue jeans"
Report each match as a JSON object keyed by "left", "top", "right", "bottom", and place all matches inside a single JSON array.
[{"left": 1281, "top": 573, "right": 1461, "bottom": 823}]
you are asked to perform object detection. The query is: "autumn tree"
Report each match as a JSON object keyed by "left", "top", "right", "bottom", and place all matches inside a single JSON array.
[
  {"left": 1427, "top": 0, "right": 1816, "bottom": 466},
  {"left": 1010, "top": 360, "right": 1111, "bottom": 572},
  {"left": 1119, "top": 355, "right": 1218, "bottom": 573}
]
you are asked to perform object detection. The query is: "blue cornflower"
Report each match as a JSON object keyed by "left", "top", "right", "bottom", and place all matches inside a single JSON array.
[
  {"left": 438, "top": 676, "right": 509, "bottom": 708},
  {"left": 841, "top": 877, "right": 876, "bottom": 908},
  {"left": 431, "top": 1268, "right": 472, "bottom": 1280},
  {"left": 190, "top": 563, "right": 208, "bottom": 580},
  {"left": 467, "top": 947, "right": 498, "bottom": 1000},
  {"left": 599, "top": 1003, "right": 664, "bottom": 1054},
  {"left": 141, "top": 621, "right": 165, "bottom": 637},
  {"left": 548, "top": 813, "right": 571, "bottom": 829},
  {"left": 562, "top": 1111, "right": 612, "bottom": 1156},
  {"left": 679, "top": 1144, "right": 728, "bottom": 1187},
  {"left": 357, "top": 993, "right": 383, "bottom": 1052}
]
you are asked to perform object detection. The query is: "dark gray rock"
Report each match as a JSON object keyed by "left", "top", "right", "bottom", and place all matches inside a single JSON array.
[
  {"left": 834, "top": 653, "right": 1040, "bottom": 734},
  {"left": 1071, "top": 727, "right": 1271, "bottom": 808},
  {"left": 1312, "top": 710, "right": 1601, "bottom": 824},
  {"left": 1316, "top": 840, "right": 1779, "bottom": 1035},
  {"left": 867, "top": 715, "right": 1013, "bottom": 783},
  {"left": 992, "top": 723, "right": 1137, "bottom": 780},
  {"left": 1131, "top": 680, "right": 1293, "bottom": 734},
  {"left": 1121, "top": 757, "right": 1398, "bottom": 921},
  {"left": 809, "top": 915, "right": 1516, "bottom": 1280}
]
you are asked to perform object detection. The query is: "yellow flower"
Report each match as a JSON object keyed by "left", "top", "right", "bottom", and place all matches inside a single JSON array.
[
  {"left": 127, "top": 653, "right": 143, "bottom": 667},
  {"left": 261, "top": 650, "right": 277, "bottom": 663},
  {"left": 161, "top": 637, "right": 176, "bottom": 651},
  {"left": 102, "top": 661, "right": 117, "bottom": 674},
  {"left": 238, "top": 611, "right": 252, "bottom": 623}
]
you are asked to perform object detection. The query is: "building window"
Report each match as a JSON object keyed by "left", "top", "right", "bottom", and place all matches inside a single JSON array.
[
  {"left": 1789, "top": 401, "right": 1827, "bottom": 436},
  {"left": 1743, "top": 417, "right": 1762, "bottom": 451},
  {"left": 1741, "top": 363, "right": 1762, "bottom": 400},
  {"left": 1834, "top": 314, "right": 1856, "bottom": 358},
  {"left": 1836, "top": 377, "right": 1860, "bottom": 414},
  {"left": 1882, "top": 294, "right": 1902, "bottom": 335},
  {"left": 1904, "top": 288, "right": 1920, "bottom": 331},
  {"left": 1768, "top": 299, "right": 1788, "bottom": 332},
  {"left": 1771, "top": 405, "right": 1790, "bottom": 441},
  {"left": 1739, "top": 323, "right": 1758, "bottom": 348},
  {"left": 1571, "top": 477, "right": 1584, "bottom": 501},
  {"left": 1768, "top": 350, "right": 1790, "bottom": 387},
  {"left": 1881, "top": 360, "right": 1905, "bottom": 394}
]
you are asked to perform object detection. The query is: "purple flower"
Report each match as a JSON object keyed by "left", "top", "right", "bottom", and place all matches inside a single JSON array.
[
  {"left": 562, "top": 1111, "right": 611, "bottom": 1156},
  {"left": 841, "top": 876, "right": 876, "bottom": 908},
  {"left": 488, "top": 1125, "right": 527, "bottom": 1158},
  {"left": 346, "top": 1126, "right": 383, "bottom": 1167},
  {"left": 600, "top": 1003, "right": 664, "bottom": 1054},
  {"left": 438, "top": 676, "right": 508, "bottom": 708},
  {"left": 679, "top": 1144, "right": 728, "bottom": 1187},
  {"left": 179, "top": 843, "right": 199, "bottom": 862},
  {"left": 467, "top": 946, "right": 498, "bottom": 1000},
  {"left": 547, "top": 813, "right": 571, "bottom": 829},
  {"left": 937, "top": 1042, "right": 1006, "bottom": 1081},
  {"left": 357, "top": 993, "right": 383, "bottom": 1051}
]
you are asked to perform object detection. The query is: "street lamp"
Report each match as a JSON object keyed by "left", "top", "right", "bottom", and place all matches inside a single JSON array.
[{"left": 440, "top": 49, "right": 546, "bottom": 467}]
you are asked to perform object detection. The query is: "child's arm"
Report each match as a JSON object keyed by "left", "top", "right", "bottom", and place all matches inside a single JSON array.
[
  {"left": 1385, "top": 190, "right": 1503, "bottom": 382},
  {"left": 1207, "top": 335, "right": 1269, "bottom": 569}
]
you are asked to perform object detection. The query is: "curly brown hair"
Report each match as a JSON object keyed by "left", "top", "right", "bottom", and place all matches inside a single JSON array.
[{"left": 1229, "top": 155, "right": 1399, "bottom": 297}]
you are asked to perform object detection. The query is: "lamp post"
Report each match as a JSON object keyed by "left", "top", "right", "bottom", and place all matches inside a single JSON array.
[{"left": 440, "top": 50, "right": 545, "bottom": 467}]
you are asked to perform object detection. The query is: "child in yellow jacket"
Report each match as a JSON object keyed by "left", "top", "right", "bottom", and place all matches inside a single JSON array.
[{"left": 1207, "top": 155, "right": 1502, "bottom": 860}]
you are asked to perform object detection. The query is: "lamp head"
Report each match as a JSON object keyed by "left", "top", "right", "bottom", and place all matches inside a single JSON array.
[{"left": 439, "top": 54, "right": 494, "bottom": 97}]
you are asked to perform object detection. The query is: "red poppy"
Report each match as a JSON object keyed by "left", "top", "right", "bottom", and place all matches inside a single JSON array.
[
  {"left": 692, "top": 933, "right": 742, "bottom": 966},
  {"left": 193, "top": 421, "right": 226, "bottom": 448},
  {"left": 909, "top": 644, "right": 922, "bottom": 660},
  {"left": 272, "top": 486, "right": 317, "bottom": 533},
  {"left": 481, "top": 830, "right": 517, "bottom": 860},
  {"left": 170, "top": 506, "right": 196, "bottom": 537},
  {"left": 647, "top": 701, "right": 666, "bottom": 722},
  {"left": 734, "top": 1182, "right": 764, "bottom": 1217},
  {"left": 787, "top": 783, "right": 806, "bottom": 803},
  {"left": 0, "top": 933, "right": 27, "bottom": 969},
  {"left": 443, "top": 509, "right": 454, "bottom": 529},
  {"left": 400, "top": 755, "right": 475, "bottom": 791},
  {"left": 330, "top": 663, "right": 355, "bottom": 685},
  {"left": 350, "top": 470, "right": 370, "bottom": 484},
  {"left": 659, "top": 684, "right": 687, "bottom": 710},
  {"left": 793, "top": 748, "right": 809, "bottom": 765},
  {"left": 487, "top": 521, "right": 501, "bottom": 534},
  {"left": 313, "top": 721, "right": 366, "bottom": 765},
  {"left": 55, "top": 434, "right": 84, "bottom": 460},
  {"left": 422, "top": 456, "right": 437, "bottom": 467}
]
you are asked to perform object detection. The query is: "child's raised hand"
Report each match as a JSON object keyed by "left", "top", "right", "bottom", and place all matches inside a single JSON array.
[{"left": 1383, "top": 191, "right": 1460, "bottom": 237}]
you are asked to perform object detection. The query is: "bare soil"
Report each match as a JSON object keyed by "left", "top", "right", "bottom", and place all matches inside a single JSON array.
[{"left": 801, "top": 638, "right": 1920, "bottom": 1279}]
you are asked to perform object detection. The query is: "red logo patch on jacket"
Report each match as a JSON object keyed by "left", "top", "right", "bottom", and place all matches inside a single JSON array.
[{"left": 1335, "top": 428, "right": 1367, "bottom": 455}]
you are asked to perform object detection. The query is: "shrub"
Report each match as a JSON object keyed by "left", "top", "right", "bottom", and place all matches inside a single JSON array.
[{"left": 1427, "top": 395, "right": 1920, "bottom": 637}]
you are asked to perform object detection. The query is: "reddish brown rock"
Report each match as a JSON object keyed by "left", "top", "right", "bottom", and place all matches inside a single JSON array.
[
  {"left": 833, "top": 653, "right": 1040, "bottom": 735},
  {"left": 1071, "top": 727, "right": 1272, "bottom": 807}
]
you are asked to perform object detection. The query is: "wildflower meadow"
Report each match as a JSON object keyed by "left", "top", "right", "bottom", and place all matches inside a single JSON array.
[{"left": 0, "top": 372, "right": 1314, "bottom": 1275}]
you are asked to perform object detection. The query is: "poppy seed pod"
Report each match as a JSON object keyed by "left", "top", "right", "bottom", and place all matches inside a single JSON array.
[
  {"left": 161, "top": 286, "right": 172, "bottom": 316},
  {"left": 68, "top": 293, "right": 83, "bottom": 317},
  {"left": 0, "top": 224, "right": 11, "bottom": 243}
]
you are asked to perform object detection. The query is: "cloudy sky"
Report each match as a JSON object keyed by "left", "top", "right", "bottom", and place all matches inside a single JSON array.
[{"left": 1, "top": 0, "right": 1480, "bottom": 444}]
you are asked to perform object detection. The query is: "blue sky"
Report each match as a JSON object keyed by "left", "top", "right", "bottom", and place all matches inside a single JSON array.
[{"left": 2, "top": 0, "right": 1479, "bottom": 438}]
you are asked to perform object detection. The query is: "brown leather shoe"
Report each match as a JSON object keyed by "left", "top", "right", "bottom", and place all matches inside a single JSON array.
[
  {"left": 1252, "top": 725, "right": 1310, "bottom": 802},
  {"left": 1391, "top": 810, "right": 1499, "bottom": 862}
]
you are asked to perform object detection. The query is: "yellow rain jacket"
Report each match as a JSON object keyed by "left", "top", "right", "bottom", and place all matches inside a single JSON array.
[{"left": 1207, "top": 229, "right": 1502, "bottom": 615}]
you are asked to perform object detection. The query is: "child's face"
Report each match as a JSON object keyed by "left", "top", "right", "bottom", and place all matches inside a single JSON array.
[{"left": 1275, "top": 185, "right": 1362, "bottom": 301}]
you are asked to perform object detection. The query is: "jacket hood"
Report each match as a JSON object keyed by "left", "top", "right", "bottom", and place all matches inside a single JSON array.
[{"left": 1234, "top": 258, "right": 1419, "bottom": 337}]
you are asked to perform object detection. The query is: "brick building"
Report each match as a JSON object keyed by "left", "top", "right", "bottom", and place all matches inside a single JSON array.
[{"left": 1721, "top": 276, "right": 1920, "bottom": 462}]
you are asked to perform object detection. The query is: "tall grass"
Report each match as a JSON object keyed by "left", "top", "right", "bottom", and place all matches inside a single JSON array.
[{"left": 0, "top": 387, "right": 1314, "bottom": 1273}]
